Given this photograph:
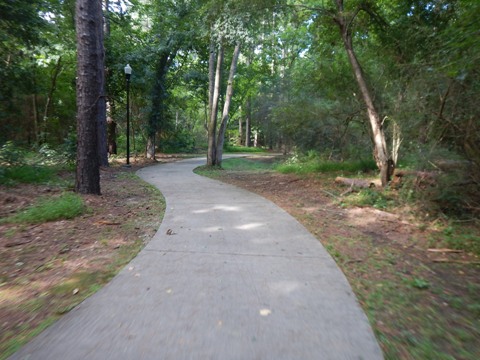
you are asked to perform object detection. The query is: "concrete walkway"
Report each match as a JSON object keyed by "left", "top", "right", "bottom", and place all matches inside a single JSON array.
[{"left": 10, "top": 157, "right": 383, "bottom": 360}]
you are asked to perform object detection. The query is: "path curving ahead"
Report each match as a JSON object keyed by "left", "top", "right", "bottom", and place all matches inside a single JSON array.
[{"left": 10, "top": 158, "right": 383, "bottom": 360}]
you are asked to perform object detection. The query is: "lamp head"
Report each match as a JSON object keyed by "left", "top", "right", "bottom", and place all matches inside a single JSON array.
[{"left": 124, "top": 64, "right": 132, "bottom": 80}]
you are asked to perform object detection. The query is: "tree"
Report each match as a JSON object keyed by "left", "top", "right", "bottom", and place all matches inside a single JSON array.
[
  {"left": 215, "top": 42, "right": 241, "bottom": 165},
  {"left": 333, "top": 0, "right": 393, "bottom": 186},
  {"left": 75, "top": 0, "right": 104, "bottom": 194}
]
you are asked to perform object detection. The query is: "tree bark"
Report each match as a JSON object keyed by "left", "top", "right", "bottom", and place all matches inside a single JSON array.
[
  {"left": 207, "top": 41, "right": 224, "bottom": 166},
  {"left": 75, "top": 0, "right": 102, "bottom": 195},
  {"left": 215, "top": 43, "right": 241, "bottom": 166}
]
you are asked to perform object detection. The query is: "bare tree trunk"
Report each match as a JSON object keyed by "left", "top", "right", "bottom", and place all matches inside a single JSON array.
[
  {"left": 238, "top": 113, "right": 243, "bottom": 145},
  {"left": 75, "top": 0, "right": 102, "bottom": 194},
  {"left": 146, "top": 136, "right": 155, "bottom": 159},
  {"left": 334, "top": 0, "right": 393, "bottom": 186},
  {"left": 207, "top": 41, "right": 223, "bottom": 166},
  {"left": 107, "top": 116, "right": 117, "bottom": 154},
  {"left": 31, "top": 95, "right": 39, "bottom": 145},
  {"left": 42, "top": 56, "right": 62, "bottom": 144},
  {"left": 245, "top": 97, "right": 252, "bottom": 147},
  {"left": 215, "top": 43, "right": 241, "bottom": 166}
]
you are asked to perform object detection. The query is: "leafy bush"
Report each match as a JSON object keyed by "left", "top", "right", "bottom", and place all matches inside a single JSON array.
[
  {"left": 1, "top": 192, "right": 86, "bottom": 224},
  {"left": 0, "top": 141, "right": 26, "bottom": 166},
  {"left": 158, "top": 129, "right": 195, "bottom": 153},
  {"left": 0, "top": 142, "right": 75, "bottom": 185}
]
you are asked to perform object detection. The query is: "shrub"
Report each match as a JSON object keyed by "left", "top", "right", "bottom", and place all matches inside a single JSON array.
[{"left": 0, "top": 141, "right": 26, "bottom": 166}]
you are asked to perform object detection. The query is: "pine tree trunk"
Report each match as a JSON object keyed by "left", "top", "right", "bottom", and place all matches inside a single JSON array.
[{"left": 75, "top": 0, "right": 102, "bottom": 195}]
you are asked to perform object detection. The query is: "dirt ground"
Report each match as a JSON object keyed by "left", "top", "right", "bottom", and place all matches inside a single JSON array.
[
  {"left": 210, "top": 157, "right": 480, "bottom": 359},
  {"left": 1, "top": 155, "right": 479, "bottom": 359},
  {"left": 0, "top": 159, "right": 168, "bottom": 357}
]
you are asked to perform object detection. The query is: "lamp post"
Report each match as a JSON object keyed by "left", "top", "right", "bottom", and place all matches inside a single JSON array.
[{"left": 124, "top": 64, "right": 132, "bottom": 166}]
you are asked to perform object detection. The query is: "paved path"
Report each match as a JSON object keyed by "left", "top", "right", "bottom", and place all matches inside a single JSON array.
[{"left": 11, "top": 158, "right": 383, "bottom": 360}]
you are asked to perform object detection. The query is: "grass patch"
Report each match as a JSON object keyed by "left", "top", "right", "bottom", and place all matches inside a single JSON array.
[
  {"left": 221, "top": 157, "right": 277, "bottom": 171},
  {"left": 277, "top": 158, "right": 377, "bottom": 175},
  {"left": 340, "top": 188, "right": 395, "bottom": 210},
  {"left": 324, "top": 237, "right": 480, "bottom": 360},
  {"left": 0, "top": 165, "right": 58, "bottom": 185},
  {"left": 194, "top": 164, "right": 224, "bottom": 177},
  {"left": 431, "top": 224, "right": 480, "bottom": 256},
  {"left": 1, "top": 192, "right": 86, "bottom": 224},
  {"left": 1, "top": 316, "right": 58, "bottom": 360},
  {"left": 224, "top": 145, "right": 266, "bottom": 153}
]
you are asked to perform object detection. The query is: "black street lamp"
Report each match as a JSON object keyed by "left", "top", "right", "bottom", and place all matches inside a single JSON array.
[{"left": 124, "top": 64, "right": 132, "bottom": 166}]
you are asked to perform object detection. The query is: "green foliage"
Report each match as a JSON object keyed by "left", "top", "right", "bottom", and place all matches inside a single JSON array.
[
  {"left": 0, "top": 141, "right": 27, "bottom": 166},
  {"left": 341, "top": 188, "right": 392, "bottom": 210},
  {"left": 1, "top": 193, "right": 86, "bottom": 224},
  {"left": 408, "top": 277, "right": 430, "bottom": 290},
  {"left": 0, "top": 142, "right": 75, "bottom": 185},
  {"left": 158, "top": 128, "right": 196, "bottom": 154}
]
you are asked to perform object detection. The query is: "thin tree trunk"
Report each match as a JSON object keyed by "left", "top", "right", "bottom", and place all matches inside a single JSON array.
[
  {"left": 245, "top": 97, "right": 252, "bottom": 147},
  {"left": 207, "top": 41, "right": 224, "bottom": 166},
  {"left": 238, "top": 113, "right": 243, "bottom": 145},
  {"left": 75, "top": 0, "right": 102, "bottom": 194},
  {"left": 31, "top": 95, "right": 39, "bottom": 145},
  {"left": 245, "top": 49, "right": 252, "bottom": 147},
  {"left": 42, "top": 56, "right": 62, "bottom": 144},
  {"left": 208, "top": 40, "right": 215, "bottom": 119},
  {"left": 335, "top": 0, "right": 393, "bottom": 186},
  {"left": 216, "top": 43, "right": 241, "bottom": 166}
]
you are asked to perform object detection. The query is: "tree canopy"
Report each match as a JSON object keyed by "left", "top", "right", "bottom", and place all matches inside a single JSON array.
[{"left": 0, "top": 0, "right": 478, "bottom": 188}]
